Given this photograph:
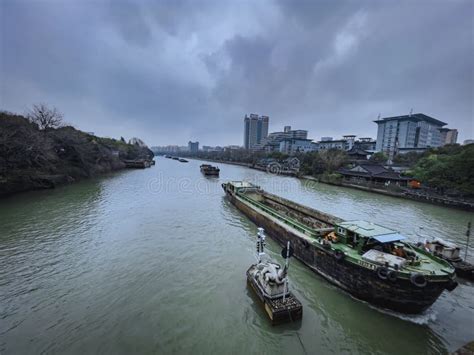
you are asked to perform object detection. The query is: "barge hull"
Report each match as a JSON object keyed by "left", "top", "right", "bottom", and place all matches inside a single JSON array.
[{"left": 229, "top": 192, "right": 448, "bottom": 314}]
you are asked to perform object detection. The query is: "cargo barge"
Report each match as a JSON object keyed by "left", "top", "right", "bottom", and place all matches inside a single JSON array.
[
  {"left": 200, "top": 164, "right": 220, "bottom": 176},
  {"left": 222, "top": 181, "right": 458, "bottom": 314}
]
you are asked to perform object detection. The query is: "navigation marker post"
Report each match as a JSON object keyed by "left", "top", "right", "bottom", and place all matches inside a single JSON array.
[
  {"left": 257, "top": 227, "right": 266, "bottom": 263},
  {"left": 465, "top": 222, "right": 471, "bottom": 261},
  {"left": 281, "top": 241, "right": 294, "bottom": 302}
]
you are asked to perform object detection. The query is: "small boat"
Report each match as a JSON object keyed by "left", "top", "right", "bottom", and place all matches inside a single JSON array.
[
  {"left": 247, "top": 228, "right": 302, "bottom": 325},
  {"left": 222, "top": 181, "right": 458, "bottom": 314},
  {"left": 165, "top": 155, "right": 172, "bottom": 159},
  {"left": 179, "top": 158, "right": 188, "bottom": 163},
  {"left": 171, "top": 156, "right": 180, "bottom": 160},
  {"left": 200, "top": 164, "right": 220, "bottom": 176},
  {"left": 421, "top": 238, "right": 474, "bottom": 280}
]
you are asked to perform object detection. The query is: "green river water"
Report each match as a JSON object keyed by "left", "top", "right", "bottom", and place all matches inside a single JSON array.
[{"left": 1, "top": 157, "right": 473, "bottom": 354}]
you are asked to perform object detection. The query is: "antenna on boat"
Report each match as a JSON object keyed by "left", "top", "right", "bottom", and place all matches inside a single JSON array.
[
  {"left": 281, "top": 241, "right": 294, "bottom": 302},
  {"left": 465, "top": 222, "right": 471, "bottom": 261},
  {"left": 257, "top": 228, "right": 266, "bottom": 263},
  {"left": 417, "top": 226, "right": 424, "bottom": 244}
]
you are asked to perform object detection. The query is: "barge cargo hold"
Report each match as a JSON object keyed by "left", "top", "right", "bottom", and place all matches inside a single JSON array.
[{"left": 222, "top": 181, "right": 458, "bottom": 314}]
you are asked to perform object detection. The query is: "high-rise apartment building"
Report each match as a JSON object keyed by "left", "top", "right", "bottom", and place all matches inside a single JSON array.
[
  {"left": 243, "top": 114, "right": 269, "bottom": 149},
  {"left": 375, "top": 113, "right": 446, "bottom": 155},
  {"left": 259, "top": 126, "right": 309, "bottom": 152},
  {"left": 188, "top": 141, "right": 199, "bottom": 153}
]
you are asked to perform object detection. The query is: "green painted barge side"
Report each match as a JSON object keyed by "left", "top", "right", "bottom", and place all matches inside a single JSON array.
[{"left": 223, "top": 181, "right": 458, "bottom": 314}]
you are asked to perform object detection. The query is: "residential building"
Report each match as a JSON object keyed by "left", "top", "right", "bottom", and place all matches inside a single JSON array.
[
  {"left": 259, "top": 126, "right": 308, "bottom": 152},
  {"left": 439, "top": 128, "right": 458, "bottom": 145},
  {"left": 188, "top": 141, "right": 199, "bottom": 153},
  {"left": 342, "top": 135, "right": 356, "bottom": 150},
  {"left": 279, "top": 138, "right": 314, "bottom": 154},
  {"left": 224, "top": 145, "right": 241, "bottom": 151},
  {"left": 313, "top": 136, "right": 376, "bottom": 153},
  {"left": 315, "top": 139, "right": 347, "bottom": 151},
  {"left": 374, "top": 113, "right": 447, "bottom": 156},
  {"left": 354, "top": 137, "right": 377, "bottom": 151},
  {"left": 243, "top": 114, "right": 269, "bottom": 149}
]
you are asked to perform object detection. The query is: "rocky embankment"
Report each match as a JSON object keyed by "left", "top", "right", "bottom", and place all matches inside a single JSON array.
[{"left": 0, "top": 112, "right": 154, "bottom": 196}]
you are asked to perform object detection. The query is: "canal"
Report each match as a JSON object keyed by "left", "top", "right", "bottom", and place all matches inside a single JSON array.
[{"left": 1, "top": 157, "right": 473, "bottom": 354}]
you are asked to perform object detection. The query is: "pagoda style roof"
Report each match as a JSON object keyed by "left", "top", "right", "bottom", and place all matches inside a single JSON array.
[
  {"left": 338, "top": 163, "right": 410, "bottom": 181},
  {"left": 347, "top": 148, "right": 372, "bottom": 156}
]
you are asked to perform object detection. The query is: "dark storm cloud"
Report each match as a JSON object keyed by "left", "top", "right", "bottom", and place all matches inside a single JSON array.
[
  {"left": 1, "top": 0, "right": 473, "bottom": 145},
  {"left": 106, "top": 1, "right": 152, "bottom": 46}
]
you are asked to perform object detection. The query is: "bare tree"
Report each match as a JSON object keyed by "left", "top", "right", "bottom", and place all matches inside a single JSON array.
[{"left": 27, "top": 103, "right": 64, "bottom": 130}]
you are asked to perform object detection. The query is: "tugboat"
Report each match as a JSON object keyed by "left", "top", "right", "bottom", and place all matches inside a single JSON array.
[
  {"left": 223, "top": 181, "right": 458, "bottom": 314},
  {"left": 200, "top": 164, "right": 220, "bottom": 176},
  {"left": 247, "top": 228, "right": 303, "bottom": 325},
  {"left": 421, "top": 227, "right": 474, "bottom": 280}
]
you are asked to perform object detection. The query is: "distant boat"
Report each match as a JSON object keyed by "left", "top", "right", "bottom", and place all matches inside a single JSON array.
[
  {"left": 171, "top": 157, "right": 180, "bottom": 160},
  {"left": 421, "top": 238, "right": 474, "bottom": 280},
  {"left": 200, "top": 164, "right": 220, "bottom": 176},
  {"left": 179, "top": 158, "right": 188, "bottom": 163}
]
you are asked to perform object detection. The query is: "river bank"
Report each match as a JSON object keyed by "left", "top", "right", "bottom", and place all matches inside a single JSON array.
[
  {"left": 0, "top": 112, "right": 154, "bottom": 197},
  {"left": 301, "top": 175, "right": 474, "bottom": 211},
  {"left": 186, "top": 157, "right": 474, "bottom": 211}
]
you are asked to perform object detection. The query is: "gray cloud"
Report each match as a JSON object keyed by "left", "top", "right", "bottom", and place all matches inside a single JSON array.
[{"left": 1, "top": 0, "right": 472, "bottom": 145}]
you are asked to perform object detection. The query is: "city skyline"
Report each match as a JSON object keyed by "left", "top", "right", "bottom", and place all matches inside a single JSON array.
[
  {"left": 153, "top": 112, "right": 461, "bottom": 151},
  {"left": 1, "top": 1, "right": 472, "bottom": 146}
]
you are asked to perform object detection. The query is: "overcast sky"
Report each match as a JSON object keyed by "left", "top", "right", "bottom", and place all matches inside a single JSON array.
[{"left": 1, "top": 0, "right": 473, "bottom": 146}]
